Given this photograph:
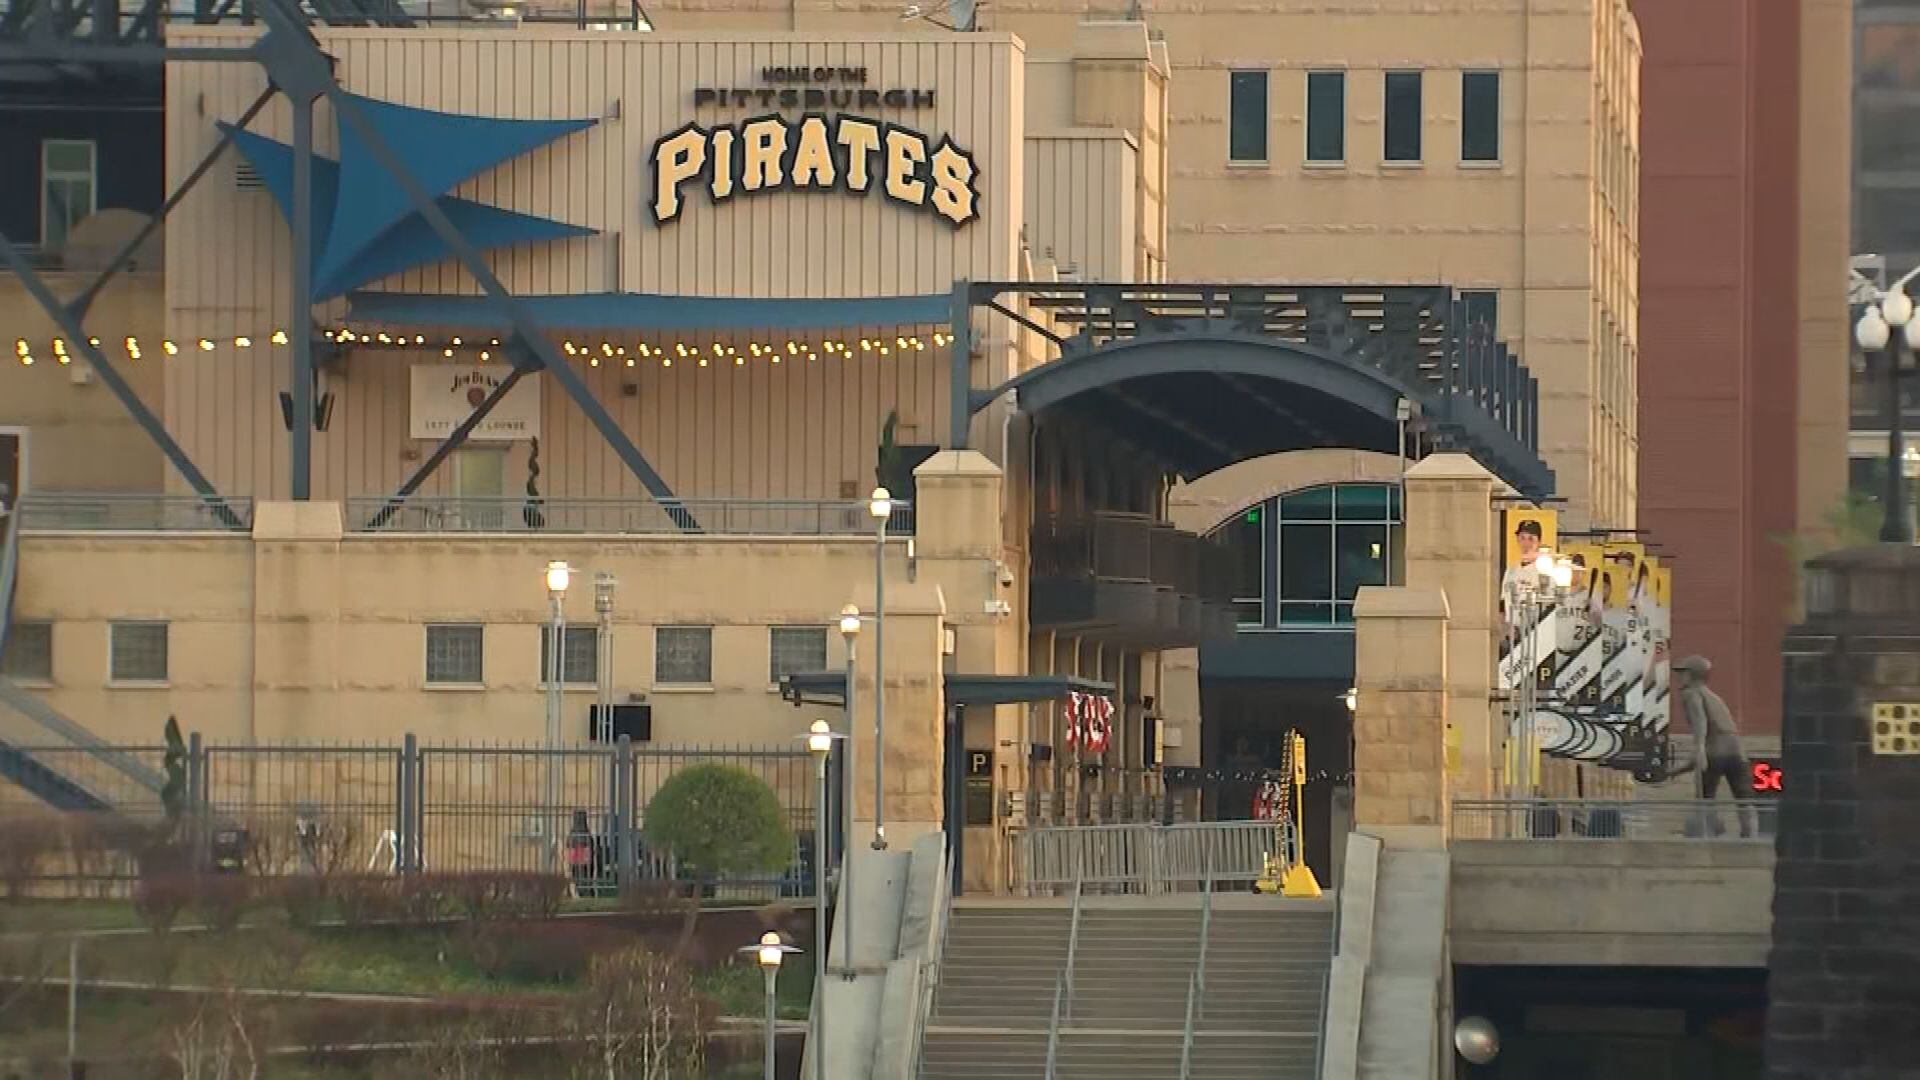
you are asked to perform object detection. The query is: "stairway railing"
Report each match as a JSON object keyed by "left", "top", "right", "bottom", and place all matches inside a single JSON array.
[
  {"left": 1043, "top": 969, "right": 1067, "bottom": 1080},
  {"left": 1193, "top": 849, "right": 1214, "bottom": 1020},
  {"left": 1178, "top": 971, "right": 1199, "bottom": 1080},
  {"left": 1062, "top": 867, "right": 1084, "bottom": 1023}
]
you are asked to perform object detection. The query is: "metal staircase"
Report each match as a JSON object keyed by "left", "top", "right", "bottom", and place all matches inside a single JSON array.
[{"left": 919, "top": 889, "right": 1335, "bottom": 1080}]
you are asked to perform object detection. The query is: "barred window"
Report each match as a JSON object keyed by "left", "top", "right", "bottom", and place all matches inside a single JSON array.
[
  {"left": 425, "top": 624, "right": 484, "bottom": 686},
  {"left": 108, "top": 621, "right": 168, "bottom": 683},
  {"left": 655, "top": 626, "right": 713, "bottom": 686},
  {"left": 541, "top": 625, "right": 599, "bottom": 686},
  {"left": 769, "top": 626, "right": 828, "bottom": 684},
  {"left": 1, "top": 621, "right": 52, "bottom": 682}
]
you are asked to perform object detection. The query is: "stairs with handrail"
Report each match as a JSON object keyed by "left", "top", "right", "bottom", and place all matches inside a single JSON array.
[{"left": 919, "top": 892, "right": 1333, "bottom": 1080}]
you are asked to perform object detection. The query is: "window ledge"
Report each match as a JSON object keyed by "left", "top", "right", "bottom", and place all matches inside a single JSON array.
[
  {"left": 538, "top": 684, "right": 603, "bottom": 692},
  {"left": 6, "top": 678, "right": 53, "bottom": 690},
  {"left": 652, "top": 684, "right": 715, "bottom": 694},
  {"left": 1225, "top": 159, "right": 1271, "bottom": 170},
  {"left": 425, "top": 682, "right": 488, "bottom": 692},
  {"left": 107, "top": 680, "right": 170, "bottom": 690},
  {"left": 1380, "top": 160, "right": 1425, "bottom": 170},
  {"left": 1302, "top": 160, "right": 1346, "bottom": 170},
  {"left": 1458, "top": 159, "right": 1503, "bottom": 170}
]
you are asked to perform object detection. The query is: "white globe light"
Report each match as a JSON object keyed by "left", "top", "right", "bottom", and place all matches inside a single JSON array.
[
  {"left": 807, "top": 718, "right": 834, "bottom": 756},
  {"left": 1858, "top": 309, "right": 1892, "bottom": 351},
  {"left": 839, "top": 603, "right": 862, "bottom": 638},
  {"left": 544, "top": 560, "right": 572, "bottom": 595},
  {"left": 868, "top": 486, "right": 894, "bottom": 521},
  {"left": 1534, "top": 551, "right": 1555, "bottom": 575},
  {"left": 1904, "top": 316, "right": 1920, "bottom": 352},
  {"left": 1551, "top": 562, "right": 1575, "bottom": 589},
  {"left": 1884, "top": 289, "right": 1914, "bottom": 328},
  {"left": 1454, "top": 1016, "right": 1501, "bottom": 1065},
  {"left": 757, "top": 931, "right": 786, "bottom": 969}
]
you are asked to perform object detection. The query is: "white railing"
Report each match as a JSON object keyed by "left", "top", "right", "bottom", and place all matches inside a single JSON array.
[
  {"left": 1013, "top": 820, "right": 1280, "bottom": 894},
  {"left": 1450, "top": 799, "right": 1775, "bottom": 842}
]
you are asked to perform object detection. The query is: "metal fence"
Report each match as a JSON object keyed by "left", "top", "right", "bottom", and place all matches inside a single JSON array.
[
  {"left": 343, "top": 496, "right": 914, "bottom": 536},
  {"left": 0, "top": 738, "right": 821, "bottom": 898},
  {"left": 15, "top": 493, "right": 254, "bottom": 532},
  {"left": 1011, "top": 820, "right": 1281, "bottom": 895},
  {"left": 1450, "top": 799, "right": 1777, "bottom": 842}
]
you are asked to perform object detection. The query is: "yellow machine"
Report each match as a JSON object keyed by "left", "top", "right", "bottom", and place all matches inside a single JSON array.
[{"left": 1254, "top": 731, "right": 1323, "bottom": 898}]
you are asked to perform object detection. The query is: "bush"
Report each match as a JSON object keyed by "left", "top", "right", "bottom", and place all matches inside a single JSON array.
[
  {"left": 133, "top": 873, "right": 195, "bottom": 935},
  {"left": 642, "top": 764, "right": 793, "bottom": 884},
  {"left": 461, "top": 919, "right": 630, "bottom": 985},
  {"left": 565, "top": 945, "right": 713, "bottom": 1077},
  {"left": 193, "top": 874, "right": 255, "bottom": 932},
  {"left": 0, "top": 815, "right": 57, "bottom": 899}
]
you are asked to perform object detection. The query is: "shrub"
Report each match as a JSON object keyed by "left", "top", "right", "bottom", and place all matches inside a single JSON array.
[
  {"left": 133, "top": 873, "right": 195, "bottom": 936},
  {"left": 462, "top": 919, "right": 629, "bottom": 985},
  {"left": 642, "top": 764, "right": 793, "bottom": 953},
  {"left": 193, "top": 874, "right": 255, "bottom": 932},
  {"left": 0, "top": 815, "right": 56, "bottom": 900},
  {"left": 565, "top": 945, "right": 713, "bottom": 1078}
]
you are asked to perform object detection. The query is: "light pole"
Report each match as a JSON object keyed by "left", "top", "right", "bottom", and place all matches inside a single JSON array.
[
  {"left": 1854, "top": 287, "right": 1920, "bottom": 543},
  {"left": 594, "top": 571, "right": 617, "bottom": 860},
  {"left": 836, "top": 604, "right": 859, "bottom": 979},
  {"left": 803, "top": 718, "right": 842, "bottom": 1080},
  {"left": 543, "top": 560, "right": 571, "bottom": 872},
  {"left": 868, "top": 486, "right": 892, "bottom": 850},
  {"left": 746, "top": 931, "right": 799, "bottom": 1080}
]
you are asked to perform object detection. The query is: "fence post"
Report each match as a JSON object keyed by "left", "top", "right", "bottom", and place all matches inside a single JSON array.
[
  {"left": 614, "top": 735, "right": 635, "bottom": 896},
  {"left": 187, "top": 733, "right": 208, "bottom": 872},
  {"left": 398, "top": 734, "right": 418, "bottom": 874}
]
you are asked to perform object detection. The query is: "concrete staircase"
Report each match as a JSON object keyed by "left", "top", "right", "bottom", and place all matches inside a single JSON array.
[{"left": 920, "top": 896, "right": 1334, "bottom": 1080}]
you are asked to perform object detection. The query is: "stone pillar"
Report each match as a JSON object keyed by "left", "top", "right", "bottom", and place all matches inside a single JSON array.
[
  {"left": 1401, "top": 454, "right": 1499, "bottom": 800},
  {"left": 250, "top": 501, "right": 344, "bottom": 741},
  {"left": 1352, "top": 586, "right": 1450, "bottom": 846},
  {"left": 1770, "top": 546, "right": 1920, "bottom": 1080}
]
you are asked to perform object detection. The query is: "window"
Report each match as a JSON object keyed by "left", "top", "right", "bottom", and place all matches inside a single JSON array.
[
  {"left": 41, "top": 140, "right": 96, "bottom": 253},
  {"left": 1461, "top": 71, "right": 1500, "bottom": 162},
  {"left": 655, "top": 626, "right": 713, "bottom": 686},
  {"left": 1228, "top": 70, "right": 1270, "bottom": 163},
  {"left": 1218, "top": 485, "right": 1404, "bottom": 628},
  {"left": 1462, "top": 290, "right": 1498, "bottom": 337},
  {"left": 1305, "top": 71, "right": 1346, "bottom": 163},
  {"left": 540, "top": 625, "right": 599, "bottom": 686},
  {"left": 425, "top": 624, "right": 484, "bottom": 686},
  {"left": 1, "top": 622, "right": 52, "bottom": 683},
  {"left": 769, "top": 626, "right": 829, "bottom": 683},
  {"left": 1221, "top": 507, "right": 1265, "bottom": 627},
  {"left": 108, "top": 621, "right": 168, "bottom": 684},
  {"left": 1383, "top": 71, "right": 1423, "bottom": 163}
]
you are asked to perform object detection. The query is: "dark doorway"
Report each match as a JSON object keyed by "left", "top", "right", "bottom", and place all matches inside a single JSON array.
[{"left": 1200, "top": 676, "right": 1352, "bottom": 886}]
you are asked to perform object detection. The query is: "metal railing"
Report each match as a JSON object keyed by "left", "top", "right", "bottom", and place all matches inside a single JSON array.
[
  {"left": 1061, "top": 872, "right": 1084, "bottom": 1023},
  {"left": 0, "top": 736, "right": 821, "bottom": 896},
  {"left": 1014, "top": 820, "right": 1281, "bottom": 894},
  {"left": 1450, "top": 799, "right": 1776, "bottom": 842},
  {"left": 16, "top": 493, "right": 254, "bottom": 532},
  {"left": 345, "top": 495, "right": 914, "bottom": 536},
  {"left": 1043, "top": 969, "right": 1067, "bottom": 1080},
  {"left": 1178, "top": 972, "right": 1200, "bottom": 1080}
]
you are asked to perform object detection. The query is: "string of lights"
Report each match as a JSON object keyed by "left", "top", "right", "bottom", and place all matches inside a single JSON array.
[{"left": 10, "top": 328, "right": 955, "bottom": 368}]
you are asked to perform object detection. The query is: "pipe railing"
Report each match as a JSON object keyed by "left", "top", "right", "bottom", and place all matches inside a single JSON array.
[
  {"left": 1450, "top": 798, "right": 1775, "bottom": 842},
  {"left": 1193, "top": 849, "right": 1215, "bottom": 1021},
  {"left": 1062, "top": 869, "right": 1085, "bottom": 1023},
  {"left": 1178, "top": 972, "right": 1199, "bottom": 1080},
  {"left": 1043, "top": 970, "right": 1066, "bottom": 1080}
]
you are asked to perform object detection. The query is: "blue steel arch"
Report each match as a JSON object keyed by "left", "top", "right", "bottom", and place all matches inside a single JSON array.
[{"left": 992, "top": 330, "right": 1409, "bottom": 428}]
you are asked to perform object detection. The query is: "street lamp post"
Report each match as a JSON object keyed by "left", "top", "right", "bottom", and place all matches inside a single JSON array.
[
  {"left": 803, "top": 718, "right": 841, "bottom": 1080},
  {"left": 836, "top": 604, "right": 860, "bottom": 979},
  {"left": 594, "top": 572, "right": 617, "bottom": 862},
  {"left": 1854, "top": 287, "right": 1920, "bottom": 543},
  {"left": 543, "top": 560, "right": 571, "bottom": 872},
  {"left": 746, "top": 931, "right": 799, "bottom": 1080},
  {"left": 868, "top": 487, "right": 892, "bottom": 850}
]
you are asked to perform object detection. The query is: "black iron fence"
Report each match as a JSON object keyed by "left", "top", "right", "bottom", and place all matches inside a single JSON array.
[{"left": 0, "top": 737, "right": 823, "bottom": 900}]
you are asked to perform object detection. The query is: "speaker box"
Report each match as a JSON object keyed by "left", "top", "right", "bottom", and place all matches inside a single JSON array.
[{"left": 587, "top": 703, "right": 652, "bottom": 742}]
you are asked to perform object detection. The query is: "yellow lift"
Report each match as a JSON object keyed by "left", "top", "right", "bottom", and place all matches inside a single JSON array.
[{"left": 1254, "top": 731, "right": 1323, "bottom": 898}]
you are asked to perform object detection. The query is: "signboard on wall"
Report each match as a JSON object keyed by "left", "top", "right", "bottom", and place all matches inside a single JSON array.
[
  {"left": 409, "top": 364, "right": 540, "bottom": 442},
  {"left": 650, "top": 65, "right": 979, "bottom": 228}
]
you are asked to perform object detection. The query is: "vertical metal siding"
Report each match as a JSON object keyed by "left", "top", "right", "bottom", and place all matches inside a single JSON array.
[{"left": 165, "top": 30, "right": 1026, "bottom": 500}]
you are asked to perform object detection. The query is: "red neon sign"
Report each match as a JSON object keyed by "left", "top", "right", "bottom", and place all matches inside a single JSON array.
[{"left": 1749, "top": 760, "right": 1783, "bottom": 795}]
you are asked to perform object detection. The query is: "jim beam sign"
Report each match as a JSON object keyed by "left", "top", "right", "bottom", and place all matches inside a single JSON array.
[
  {"left": 651, "top": 65, "right": 979, "bottom": 228},
  {"left": 409, "top": 364, "right": 540, "bottom": 441}
]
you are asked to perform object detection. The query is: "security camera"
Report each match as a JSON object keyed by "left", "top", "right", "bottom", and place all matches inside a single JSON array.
[{"left": 997, "top": 563, "right": 1015, "bottom": 588}]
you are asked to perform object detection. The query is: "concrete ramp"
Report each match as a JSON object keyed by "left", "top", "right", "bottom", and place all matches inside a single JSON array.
[{"left": 1320, "top": 833, "right": 1450, "bottom": 1080}]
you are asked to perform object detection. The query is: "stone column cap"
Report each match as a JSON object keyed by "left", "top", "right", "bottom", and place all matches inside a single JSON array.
[
  {"left": 913, "top": 449, "right": 1003, "bottom": 480},
  {"left": 1404, "top": 453, "right": 1515, "bottom": 495},
  {"left": 847, "top": 580, "right": 949, "bottom": 619},
  {"left": 1353, "top": 585, "right": 1449, "bottom": 619},
  {"left": 253, "top": 500, "right": 344, "bottom": 541}
]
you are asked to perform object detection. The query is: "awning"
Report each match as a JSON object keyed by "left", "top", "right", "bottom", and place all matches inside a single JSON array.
[{"left": 778, "top": 671, "right": 1116, "bottom": 709}]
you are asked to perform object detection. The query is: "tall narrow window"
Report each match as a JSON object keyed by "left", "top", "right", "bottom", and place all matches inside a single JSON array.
[
  {"left": 1383, "top": 71, "right": 1423, "bottom": 163},
  {"left": 1461, "top": 71, "right": 1501, "bottom": 162},
  {"left": 40, "top": 140, "right": 96, "bottom": 253},
  {"left": 1229, "top": 71, "right": 1270, "bottom": 164},
  {"left": 1305, "top": 71, "right": 1346, "bottom": 164}
]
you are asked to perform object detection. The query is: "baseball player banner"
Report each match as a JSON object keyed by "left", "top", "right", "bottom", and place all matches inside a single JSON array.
[{"left": 1497, "top": 508, "right": 1560, "bottom": 692}]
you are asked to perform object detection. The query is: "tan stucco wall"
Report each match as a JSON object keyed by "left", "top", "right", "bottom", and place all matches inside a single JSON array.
[
  {"left": 1797, "top": 0, "right": 1853, "bottom": 553},
  {"left": 0, "top": 272, "right": 166, "bottom": 494}
]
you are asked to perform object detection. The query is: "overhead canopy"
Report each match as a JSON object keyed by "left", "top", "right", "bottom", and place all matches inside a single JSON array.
[{"left": 778, "top": 671, "right": 1116, "bottom": 709}]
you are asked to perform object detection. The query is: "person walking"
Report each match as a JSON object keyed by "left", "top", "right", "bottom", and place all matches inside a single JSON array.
[{"left": 1675, "top": 655, "right": 1755, "bottom": 837}]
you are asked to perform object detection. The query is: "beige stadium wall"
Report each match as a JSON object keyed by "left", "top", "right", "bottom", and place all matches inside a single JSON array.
[{"left": 161, "top": 30, "right": 1028, "bottom": 502}]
